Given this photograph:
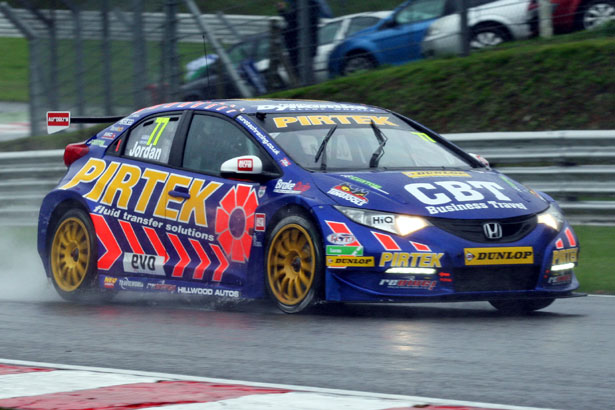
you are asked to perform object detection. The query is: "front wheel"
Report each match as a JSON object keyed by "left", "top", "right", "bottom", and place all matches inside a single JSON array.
[
  {"left": 489, "top": 298, "right": 555, "bottom": 314},
  {"left": 265, "top": 214, "right": 324, "bottom": 313},
  {"left": 48, "top": 209, "right": 104, "bottom": 302},
  {"left": 470, "top": 26, "right": 509, "bottom": 50},
  {"left": 342, "top": 54, "right": 377, "bottom": 76}
]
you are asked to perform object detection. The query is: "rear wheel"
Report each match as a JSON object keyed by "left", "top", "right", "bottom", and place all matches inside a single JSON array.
[
  {"left": 265, "top": 214, "right": 323, "bottom": 313},
  {"left": 580, "top": 0, "right": 615, "bottom": 30},
  {"left": 489, "top": 298, "right": 555, "bottom": 313},
  {"left": 48, "top": 209, "right": 106, "bottom": 302}
]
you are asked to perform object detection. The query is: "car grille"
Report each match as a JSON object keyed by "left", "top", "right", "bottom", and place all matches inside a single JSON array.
[
  {"left": 428, "top": 214, "right": 537, "bottom": 243},
  {"left": 453, "top": 266, "right": 540, "bottom": 292}
]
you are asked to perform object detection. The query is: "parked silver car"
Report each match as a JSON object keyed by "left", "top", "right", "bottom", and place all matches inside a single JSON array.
[{"left": 422, "top": 0, "right": 532, "bottom": 57}]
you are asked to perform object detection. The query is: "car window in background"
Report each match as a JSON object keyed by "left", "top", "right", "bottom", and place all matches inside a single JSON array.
[
  {"left": 227, "top": 43, "right": 250, "bottom": 65},
  {"left": 470, "top": 0, "right": 496, "bottom": 7},
  {"left": 347, "top": 16, "right": 380, "bottom": 36},
  {"left": 124, "top": 115, "right": 180, "bottom": 164},
  {"left": 319, "top": 21, "right": 343, "bottom": 45},
  {"left": 182, "top": 115, "right": 260, "bottom": 175},
  {"left": 396, "top": 0, "right": 446, "bottom": 24},
  {"left": 254, "top": 38, "right": 270, "bottom": 61}
]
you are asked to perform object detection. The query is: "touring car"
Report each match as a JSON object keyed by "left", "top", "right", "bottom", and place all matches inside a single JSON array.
[{"left": 38, "top": 99, "right": 581, "bottom": 313}]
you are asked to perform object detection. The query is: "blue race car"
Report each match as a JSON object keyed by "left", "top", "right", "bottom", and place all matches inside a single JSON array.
[{"left": 38, "top": 99, "right": 582, "bottom": 313}]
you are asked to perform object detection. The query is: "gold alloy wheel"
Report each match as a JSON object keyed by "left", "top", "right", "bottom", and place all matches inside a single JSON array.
[
  {"left": 50, "top": 217, "right": 91, "bottom": 292},
  {"left": 267, "top": 224, "right": 316, "bottom": 306}
]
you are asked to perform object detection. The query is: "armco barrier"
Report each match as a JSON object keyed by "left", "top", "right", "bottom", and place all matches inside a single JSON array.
[{"left": 0, "top": 130, "right": 613, "bottom": 226}]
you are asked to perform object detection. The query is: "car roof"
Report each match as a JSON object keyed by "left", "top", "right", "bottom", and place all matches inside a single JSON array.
[{"left": 127, "top": 99, "right": 389, "bottom": 120}]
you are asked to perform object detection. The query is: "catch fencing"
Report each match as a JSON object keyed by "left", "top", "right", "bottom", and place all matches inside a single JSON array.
[{"left": 0, "top": 130, "right": 612, "bottom": 227}]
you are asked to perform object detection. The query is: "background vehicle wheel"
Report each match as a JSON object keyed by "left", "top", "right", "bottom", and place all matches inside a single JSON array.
[
  {"left": 48, "top": 209, "right": 103, "bottom": 302},
  {"left": 470, "top": 25, "right": 510, "bottom": 50},
  {"left": 489, "top": 298, "right": 555, "bottom": 314},
  {"left": 265, "top": 214, "right": 324, "bottom": 313},
  {"left": 580, "top": 0, "right": 615, "bottom": 30},
  {"left": 342, "top": 53, "right": 377, "bottom": 76}
]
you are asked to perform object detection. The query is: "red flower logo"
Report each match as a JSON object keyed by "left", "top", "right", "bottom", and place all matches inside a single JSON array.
[{"left": 215, "top": 185, "right": 259, "bottom": 263}]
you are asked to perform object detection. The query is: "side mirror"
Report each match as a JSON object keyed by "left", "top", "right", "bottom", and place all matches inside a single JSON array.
[
  {"left": 220, "top": 155, "right": 263, "bottom": 175},
  {"left": 469, "top": 152, "right": 490, "bottom": 168},
  {"left": 380, "top": 18, "right": 397, "bottom": 30}
]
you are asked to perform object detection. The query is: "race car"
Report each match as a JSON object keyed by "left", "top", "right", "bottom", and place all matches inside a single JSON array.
[{"left": 38, "top": 99, "right": 582, "bottom": 313}]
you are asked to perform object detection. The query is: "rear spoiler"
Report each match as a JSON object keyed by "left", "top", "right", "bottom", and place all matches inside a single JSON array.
[{"left": 47, "top": 111, "right": 124, "bottom": 134}]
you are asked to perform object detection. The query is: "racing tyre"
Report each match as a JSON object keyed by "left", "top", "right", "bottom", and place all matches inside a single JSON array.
[
  {"left": 580, "top": 0, "right": 615, "bottom": 30},
  {"left": 489, "top": 298, "right": 555, "bottom": 314},
  {"left": 48, "top": 209, "right": 107, "bottom": 302},
  {"left": 470, "top": 25, "right": 509, "bottom": 50},
  {"left": 265, "top": 214, "right": 324, "bottom": 313},
  {"left": 342, "top": 54, "right": 377, "bottom": 76}
]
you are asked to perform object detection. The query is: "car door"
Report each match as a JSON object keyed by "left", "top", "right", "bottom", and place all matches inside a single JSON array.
[
  {"left": 375, "top": 0, "right": 449, "bottom": 64},
  {"left": 103, "top": 112, "right": 184, "bottom": 285},
  {"left": 166, "top": 112, "right": 274, "bottom": 288}
]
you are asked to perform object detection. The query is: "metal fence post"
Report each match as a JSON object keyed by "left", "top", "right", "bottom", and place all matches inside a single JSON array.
[
  {"left": 538, "top": 0, "right": 554, "bottom": 38},
  {"left": 162, "top": 0, "right": 179, "bottom": 102},
  {"left": 0, "top": 2, "right": 43, "bottom": 136},
  {"left": 459, "top": 0, "right": 470, "bottom": 57},
  {"left": 133, "top": 0, "right": 147, "bottom": 108},
  {"left": 61, "top": 1, "right": 85, "bottom": 120},
  {"left": 297, "top": 0, "right": 314, "bottom": 86},
  {"left": 102, "top": 0, "right": 113, "bottom": 115}
]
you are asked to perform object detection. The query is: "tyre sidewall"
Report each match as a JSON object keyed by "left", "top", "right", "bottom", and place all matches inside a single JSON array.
[
  {"left": 48, "top": 209, "right": 99, "bottom": 301},
  {"left": 265, "top": 214, "right": 324, "bottom": 313}
]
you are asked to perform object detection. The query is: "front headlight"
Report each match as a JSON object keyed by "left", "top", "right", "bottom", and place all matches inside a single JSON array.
[
  {"left": 334, "top": 206, "right": 430, "bottom": 236},
  {"left": 537, "top": 205, "right": 564, "bottom": 231}
]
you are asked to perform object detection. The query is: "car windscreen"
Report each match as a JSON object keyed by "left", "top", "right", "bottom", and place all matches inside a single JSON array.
[{"left": 255, "top": 113, "right": 470, "bottom": 171}]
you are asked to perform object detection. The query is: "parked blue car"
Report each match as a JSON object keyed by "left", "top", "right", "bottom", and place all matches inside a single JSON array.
[{"left": 328, "top": 0, "right": 457, "bottom": 76}]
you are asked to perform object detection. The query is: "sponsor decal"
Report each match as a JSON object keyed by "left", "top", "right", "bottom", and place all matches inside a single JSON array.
[
  {"left": 547, "top": 273, "right": 572, "bottom": 285},
  {"left": 325, "top": 221, "right": 360, "bottom": 247},
  {"left": 146, "top": 282, "right": 177, "bottom": 292},
  {"left": 404, "top": 171, "right": 470, "bottom": 178},
  {"left": 236, "top": 116, "right": 280, "bottom": 155},
  {"left": 103, "top": 276, "right": 117, "bottom": 289},
  {"left": 328, "top": 183, "right": 368, "bottom": 206},
  {"left": 118, "top": 118, "right": 135, "bottom": 126},
  {"left": 326, "top": 233, "right": 356, "bottom": 245},
  {"left": 326, "top": 245, "right": 363, "bottom": 256},
  {"left": 119, "top": 277, "right": 145, "bottom": 290},
  {"left": 280, "top": 158, "right": 291, "bottom": 167},
  {"left": 273, "top": 179, "right": 310, "bottom": 194},
  {"left": 379, "top": 278, "right": 437, "bottom": 290},
  {"left": 257, "top": 103, "right": 369, "bottom": 112},
  {"left": 63, "top": 159, "right": 223, "bottom": 228},
  {"left": 379, "top": 252, "right": 443, "bottom": 268},
  {"left": 552, "top": 248, "right": 578, "bottom": 265},
  {"left": 101, "top": 132, "right": 116, "bottom": 140},
  {"left": 372, "top": 232, "right": 400, "bottom": 251},
  {"left": 122, "top": 252, "right": 165, "bottom": 276},
  {"left": 177, "top": 286, "right": 240, "bottom": 298},
  {"left": 439, "top": 272, "right": 452, "bottom": 283},
  {"left": 255, "top": 213, "right": 266, "bottom": 232},
  {"left": 464, "top": 247, "right": 534, "bottom": 265},
  {"left": 215, "top": 184, "right": 259, "bottom": 263},
  {"left": 89, "top": 139, "right": 107, "bottom": 147},
  {"left": 564, "top": 227, "right": 577, "bottom": 247},
  {"left": 47, "top": 111, "right": 70, "bottom": 134},
  {"left": 341, "top": 175, "right": 388, "bottom": 194},
  {"left": 272, "top": 115, "right": 397, "bottom": 129},
  {"left": 109, "top": 125, "right": 125, "bottom": 132},
  {"left": 404, "top": 180, "right": 527, "bottom": 215},
  {"left": 258, "top": 186, "right": 267, "bottom": 198},
  {"left": 326, "top": 255, "right": 374, "bottom": 267},
  {"left": 555, "top": 238, "right": 564, "bottom": 249},
  {"left": 237, "top": 158, "right": 253, "bottom": 172},
  {"left": 410, "top": 241, "right": 431, "bottom": 252}
]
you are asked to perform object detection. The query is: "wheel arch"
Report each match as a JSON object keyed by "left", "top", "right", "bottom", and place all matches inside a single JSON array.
[{"left": 471, "top": 20, "right": 513, "bottom": 41}]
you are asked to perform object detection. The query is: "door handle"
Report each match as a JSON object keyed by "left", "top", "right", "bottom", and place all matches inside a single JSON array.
[{"left": 168, "top": 189, "right": 190, "bottom": 199}]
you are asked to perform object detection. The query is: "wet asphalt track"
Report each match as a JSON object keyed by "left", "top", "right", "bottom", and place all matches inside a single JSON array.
[{"left": 0, "top": 293, "right": 613, "bottom": 409}]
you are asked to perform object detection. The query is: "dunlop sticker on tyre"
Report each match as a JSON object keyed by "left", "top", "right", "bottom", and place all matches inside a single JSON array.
[{"left": 464, "top": 247, "right": 534, "bottom": 265}]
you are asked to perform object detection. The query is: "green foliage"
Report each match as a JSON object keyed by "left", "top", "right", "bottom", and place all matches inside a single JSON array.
[
  {"left": 0, "top": 37, "right": 29, "bottom": 101},
  {"left": 573, "top": 225, "right": 615, "bottom": 294}
]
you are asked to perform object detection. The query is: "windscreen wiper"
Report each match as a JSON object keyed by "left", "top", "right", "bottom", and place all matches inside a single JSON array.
[
  {"left": 369, "top": 121, "right": 388, "bottom": 168},
  {"left": 314, "top": 124, "right": 338, "bottom": 171}
]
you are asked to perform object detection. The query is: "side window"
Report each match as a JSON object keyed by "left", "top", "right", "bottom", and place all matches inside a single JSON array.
[
  {"left": 347, "top": 17, "right": 379, "bottom": 37},
  {"left": 319, "top": 21, "right": 343, "bottom": 45},
  {"left": 396, "top": 0, "right": 445, "bottom": 24},
  {"left": 124, "top": 115, "right": 180, "bottom": 164},
  {"left": 182, "top": 115, "right": 261, "bottom": 175}
]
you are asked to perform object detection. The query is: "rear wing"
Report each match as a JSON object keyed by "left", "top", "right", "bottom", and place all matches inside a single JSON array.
[{"left": 47, "top": 111, "right": 124, "bottom": 134}]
